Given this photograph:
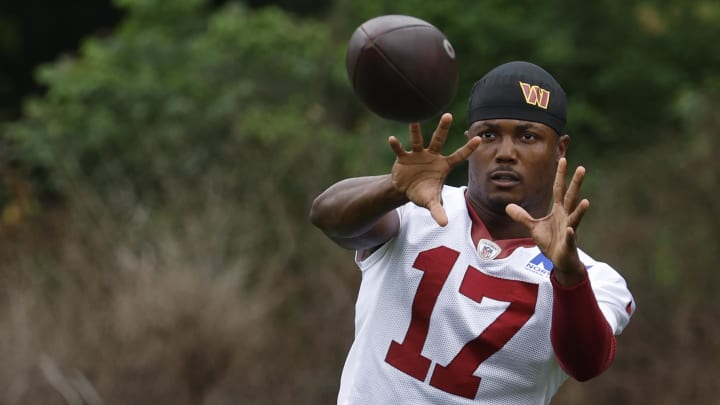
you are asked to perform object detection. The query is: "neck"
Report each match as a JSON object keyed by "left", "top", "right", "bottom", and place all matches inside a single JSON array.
[{"left": 467, "top": 194, "right": 543, "bottom": 240}]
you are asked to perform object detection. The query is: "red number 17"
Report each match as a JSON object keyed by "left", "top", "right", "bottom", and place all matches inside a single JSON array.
[{"left": 384, "top": 246, "right": 539, "bottom": 399}]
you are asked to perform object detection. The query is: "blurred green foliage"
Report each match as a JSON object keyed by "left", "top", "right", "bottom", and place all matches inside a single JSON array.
[
  {"left": 5, "top": 0, "right": 720, "bottom": 204},
  {"left": 5, "top": 0, "right": 371, "bottom": 206}
]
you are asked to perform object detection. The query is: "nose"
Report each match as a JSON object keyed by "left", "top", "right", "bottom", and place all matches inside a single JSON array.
[{"left": 495, "top": 135, "right": 517, "bottom": 163}]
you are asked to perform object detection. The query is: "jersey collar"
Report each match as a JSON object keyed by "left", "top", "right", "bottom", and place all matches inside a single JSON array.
[{"left": 465, "top": 193, "right": 536, "bottom": 259}]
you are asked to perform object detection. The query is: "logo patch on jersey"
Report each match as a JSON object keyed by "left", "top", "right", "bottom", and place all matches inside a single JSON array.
[
  {"left": 477, "top": 239, "right": 501, "bottom": 260},
  {"left": 524, "top": 253, "right": 554, "bottom": 275}
]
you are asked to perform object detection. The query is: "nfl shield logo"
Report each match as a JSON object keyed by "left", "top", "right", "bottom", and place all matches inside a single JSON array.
[{"left": 477, "top": 239, "right": 501, "bottom": 260}]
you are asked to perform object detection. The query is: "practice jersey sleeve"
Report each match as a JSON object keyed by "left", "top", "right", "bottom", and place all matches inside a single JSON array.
[
  {"left": 549, "top": 254, "right": 635, "bottom": 380},
  {"left": 581, "top": 254, "right": 636, "bottom": 335},
  {"left": 550, "top": 270, "right": 616, "bottom": 381}
]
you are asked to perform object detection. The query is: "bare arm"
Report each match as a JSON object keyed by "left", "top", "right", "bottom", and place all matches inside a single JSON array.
[{"left": 309, "top": 175, "right": 407, "bottom": 250}]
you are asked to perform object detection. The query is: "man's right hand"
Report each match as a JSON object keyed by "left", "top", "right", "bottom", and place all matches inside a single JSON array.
[{"left": 389, "top": 113, "right": 481, "bottom": 226}]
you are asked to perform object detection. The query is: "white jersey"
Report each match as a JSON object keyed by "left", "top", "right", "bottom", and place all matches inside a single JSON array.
[{"left": 338, "top": 186, "right": 634, "bottom": 405}]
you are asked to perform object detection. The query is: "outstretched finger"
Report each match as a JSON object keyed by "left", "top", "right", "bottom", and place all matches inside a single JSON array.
[
  {"left": 505, "top": 203, "right": 535, "bottom": 230},
  {"left": 388, "top": 136, "right": 408, "bottom": 157},
  {"left": 427, "top": 113, "right": 453, "bottom": 154},
  {"left": 409, "top": 122, "right": 424, "bottom": 152},
  {"left": 564, "top": 166, "right": 586, "bottom": 212},
  {"left": 564, "top": 226, "right": 579, "bottom": 253},
  {"left": 427, "top": 199, "right": 448, "bottom": 227},
  {"left": 445, "top": 137, "right": 481, "bottom": 168},
  {"left": 552, "top": 157, "right": 568, "bottom": 205},
  {"left": 567, "top": 198, "right": 590, "bottom": 231}
]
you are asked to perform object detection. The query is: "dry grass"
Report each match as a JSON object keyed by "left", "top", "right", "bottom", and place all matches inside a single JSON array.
[{"left": 0, "top": 182, "right": 357, "bottom": 405}]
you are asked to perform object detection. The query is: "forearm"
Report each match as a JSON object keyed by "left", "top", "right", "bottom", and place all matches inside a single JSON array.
[
  {"left": 550, "top": 271, "right": 616, "bottom": 381},
  {"left": 309, "top": 175, "right": 408, "bottom": 244}
]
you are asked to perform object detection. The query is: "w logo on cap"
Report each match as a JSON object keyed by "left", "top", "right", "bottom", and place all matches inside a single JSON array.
[{"left": 519, "top": 81, "right": 551, "bottom": 109}]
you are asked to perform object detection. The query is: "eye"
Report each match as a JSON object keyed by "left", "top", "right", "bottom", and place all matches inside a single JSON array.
[
  {"left": 521, "top": 132, "right": 538, "bottom": 141},
  {"left": 478, "top": 131, "right": 496, "bottom": 139}
]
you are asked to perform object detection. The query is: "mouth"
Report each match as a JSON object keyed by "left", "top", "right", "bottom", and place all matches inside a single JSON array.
[{"left": 489, "top": 169, "right": 521, "bottom": 187}]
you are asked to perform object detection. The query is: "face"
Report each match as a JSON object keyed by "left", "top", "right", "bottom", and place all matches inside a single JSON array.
[{"left": 465, "top": 119, "right": 570, "bottom": 216}]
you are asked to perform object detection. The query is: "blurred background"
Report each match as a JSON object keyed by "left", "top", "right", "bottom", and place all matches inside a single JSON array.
[{"left": 1, "top": 0, "right": 718, "bottom": 403}]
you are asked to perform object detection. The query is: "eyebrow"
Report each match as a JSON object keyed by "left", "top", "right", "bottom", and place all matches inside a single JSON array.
[{"left": 471, "top": 121, "right": 539, "bottom": 132}]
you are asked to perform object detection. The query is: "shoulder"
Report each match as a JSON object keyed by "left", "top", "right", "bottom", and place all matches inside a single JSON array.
[
  {"left": 398, "top": 186, "right": 471, "bottom": 235},
  {"left": 360, "top": 186, "right": 469, "bottom": 265},
  {"left": 440, "top": 185, "right": 467, "bottom": 216},
  {"left": 441, "top": 184, "right": 466, "bottom": 200},
  {"left": 578, "top": 250, "right": 636, "bottom": 334},
  {"left": 397, "top": 185, "right": 466, "bottom": 221},
  {"left": 578, "top": 250, "right": 630, "bottom": 291}
]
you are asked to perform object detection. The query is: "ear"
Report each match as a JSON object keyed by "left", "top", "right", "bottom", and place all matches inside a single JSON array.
[
  {"left": 464, "top": 130, "right": 470, "bottom": 140},
  {"left": 557, "top": 134, "right": 570, "bottom": 158}
]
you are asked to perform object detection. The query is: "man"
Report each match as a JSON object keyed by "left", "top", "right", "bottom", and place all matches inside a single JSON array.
[{"left": 310, "top": 61, "right": 634, "bottom": 404}]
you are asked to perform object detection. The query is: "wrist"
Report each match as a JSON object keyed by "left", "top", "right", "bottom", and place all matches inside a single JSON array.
[
  {"left": 552, "top": 265, "right": 587, "bottom": 287},
  {"left": 383, "top": 174, "right": 410, "bottom": 205}
]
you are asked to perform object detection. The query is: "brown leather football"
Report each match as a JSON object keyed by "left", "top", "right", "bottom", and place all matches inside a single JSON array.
[{"left": 346, "top": 15, "right": 459, "bottom": 123}]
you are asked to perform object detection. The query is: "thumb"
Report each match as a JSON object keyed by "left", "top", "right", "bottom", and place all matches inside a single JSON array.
[
  {"left": 427, "top": 200, "right": 448, "bottom": 227},
  {"left": 505, "top": 203, "right": 534, "bottom": 228}
]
